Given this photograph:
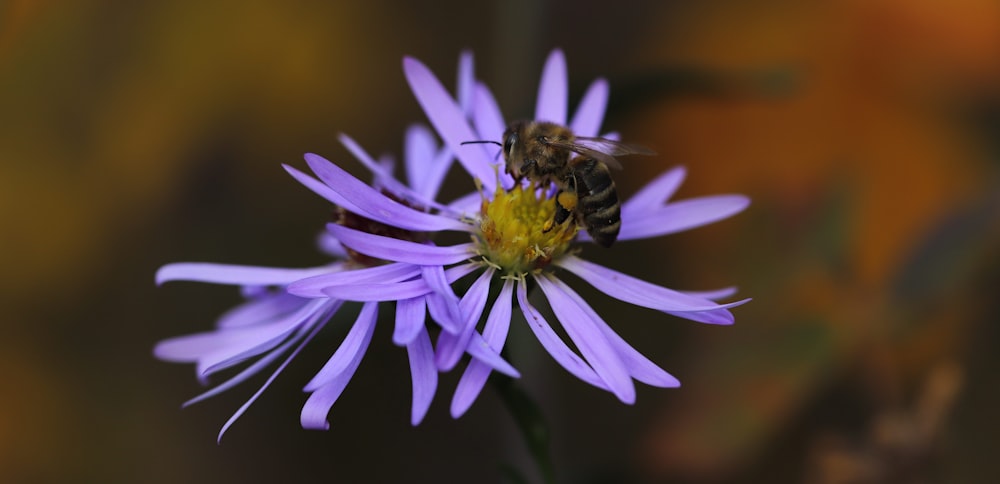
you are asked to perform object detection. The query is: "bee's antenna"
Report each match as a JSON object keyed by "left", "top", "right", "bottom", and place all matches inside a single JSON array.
[{"left": 461, "top": 140, "right": 502, "bottom": 147}]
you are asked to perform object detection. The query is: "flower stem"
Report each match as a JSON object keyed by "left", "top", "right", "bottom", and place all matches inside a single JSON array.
[{"left": 492, "top": 362, "right": 555, "bottom": 484}]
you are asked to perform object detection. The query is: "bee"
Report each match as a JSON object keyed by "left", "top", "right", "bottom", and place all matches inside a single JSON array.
[{"left": 467, "top": 120, "right": 654, "bottom": 247}]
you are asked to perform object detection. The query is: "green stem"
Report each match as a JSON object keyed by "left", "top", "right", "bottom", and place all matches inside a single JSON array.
[{"left": 491, "top": 361, "right": 555, "bottom": 484}]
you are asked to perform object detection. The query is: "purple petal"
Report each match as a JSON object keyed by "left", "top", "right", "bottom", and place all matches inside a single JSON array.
[
  {"left": 556, "top": 256, "right": 747, "bottom": 324},
  {"left": 393, "top": 297, "right": 427, "bottom": 346},
  {"left": 465, "top": 331, "right": 519, "bottom": 378},
  {"left": 187, "top": 300, "right": 342, "bottom": 407},
  {"left": 304, "top": 153, "right": 469, "bottom": 232},
  {"left": 304, "top": 303, "right": 378, "bottom": 391},
  {"left": 154, "top": 298, "right": 321, "bottom": 366},
  {"left": 215, "top": 311, "right": 332, "bottom": 442},
  {"left": 621, "top": 166, "right": 686, "bottom": 215},
  {"left": 283, "top": 164, "right": 369, "bottom": 215},
  {"left": 326, "top": 224, "right": 474, "bottom": 266},
  {"left": 552, "top": 278, "right": 680, "bottom": 388},
  {"left": 423, "top": 148, "right": 456, "bottom": 202},
  {"left": 299, "top": 350, "right": 371, "bottom": 430},
  {"left": 316, "top": 231, "right": 348, "bottom": 258},
  {"left": 682, "top": 287, "right": 739, "bottom": 301},
  {"left": 515, "top": 280, "right": 607, "bottom": 390},
  {"left": 403, "top": 56, "right": 496, "bottom": 190},
  {"left": 535, "top": 49, "right": 568, "bottom": 124},
  {"left": 617, "top": 195, "right": 750, "bottom": 241},
  {"left": 184, "top": 333, "right": 296, "bottom": 408},
  {"left": 216, "top": 292, "right": 306, "bottom": 329},
  {"left": 406, "top": 327, "right": 438, "bottom": 425},
  {"left": 288, "top": 262, "right": 420, "bottom": 298},
  {"left": 156, "top": 263, "right": 336, "bottom": 286},
  {"left": 535, "top": 275, "right": 635, "bottom": 403},
  {"left": 320, "top": 262, "right": 479, "bottom": 303},
  {"left": 322, "top": 279, "right": 432, "bottom": 302},
  {"left": 299, "top": 302, "right": 378, "bottom": 431},
  {"left": 339, "top": 134, "right": 420, "bottom": 201},
  {"left": 456, "top": 50, "right": 475, "bottom": 115},
  {"left": 446, "top": 191, "right": 484, "bottom": 215},
  {"left": 472, "top": 82, "right": 506, "bottom": 146},
  {"left": 435, "top": 268, "right": 493, "bottom": 371},
  {"left": 451, "top": 279, "right": 513, "bottom": 418},
  {"left": 403, "top": 123, "right": 455, "bottom": 201},
  {"left": 422, "top": 265, "right": 463, "bottom": 333},
  {"left": 569, "top": 78, "right": 608, "bottom": 137},
  {"left": 195, "top": 300, "right": 332, "bottom": 377},
  {"left": 405, "top": 124, "right": 436, "bottom": 193}
]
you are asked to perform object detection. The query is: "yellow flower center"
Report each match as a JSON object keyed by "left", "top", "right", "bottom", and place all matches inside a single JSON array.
[{"left": 475, "top": 182, "right": 578, "bottom": 275}]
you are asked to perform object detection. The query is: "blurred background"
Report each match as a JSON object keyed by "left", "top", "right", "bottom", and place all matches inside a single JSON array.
[{"left": 2, "top": 0, "right": 999, "bottom": 482}]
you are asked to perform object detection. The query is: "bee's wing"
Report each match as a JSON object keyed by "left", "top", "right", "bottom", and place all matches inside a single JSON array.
[{"left": 546, "top": 137, "right": 655, "bottom": 170}]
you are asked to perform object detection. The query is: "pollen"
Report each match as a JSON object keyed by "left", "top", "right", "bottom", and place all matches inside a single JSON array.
[{"left": 476, "top": 182, "right": 578, "bottom": 275}]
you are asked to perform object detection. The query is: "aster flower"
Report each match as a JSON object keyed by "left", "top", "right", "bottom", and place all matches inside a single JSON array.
[
  {"left": 154, "top": 54, "right": 521, "bottom": 439},
  {"left": 285, "top": 49, "right": 750, "bottom": 418}
]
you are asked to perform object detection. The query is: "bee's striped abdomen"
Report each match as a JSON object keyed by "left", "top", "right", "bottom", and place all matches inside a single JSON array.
[{"left": 573, "top": 158, "right": 621, "bottom": 247}]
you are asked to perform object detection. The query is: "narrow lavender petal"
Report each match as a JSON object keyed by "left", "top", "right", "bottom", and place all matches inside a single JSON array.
[
  {"left": 424, "top": 293, "right": 458, "bottom": 334},
  {"left": 216, "top": 292, "right": 305, "bottom": 329},
  {"left": 215, "top": 310, "right": 333, "bottom": 442},
  {"left": 299, "top": 303, "right": 376, "bottom": 431},
  {"left": 406, "top": 327, "right": 437, "bottom": 425},
  {"left": 287, "top": 262, "right": 421, "bottom": 297},
  {"left": 556, "top": 255, "right": 747, "bottom": 317},
  {"left": 682, "top": 287, "right": 739, "bottom": 301},
  {"left": 618, "top": 195, "right": 751, "bottom": 241},
  {"left": 374, "top": 154, "right": 397, "bottom": 190},
  {"left": 283, "top": 164, "right": 369, "bottom": 215},
  {"left": 421, "top": 265, "right": 463, "bottom": 333},
  {"left": 316, "top": 231, "right": 348, "bottom": 258},
  {"left": 156, "top": 263, "right": 335, "bottom": 286},
  {"left": 321, "top": 279, "right": 431, "bottom": 302},
  {"left": 451, "top": 279, "right": 514, "bottom": 418},
  {"left": 435, "top": 268, "right": 493, "bottom": 371},
  {"left": 393, "top": 296, "right": 427, "bottom": 346},
  {"left": 187, "top": 300, "right": 341, "bottom": 407},
  {"left": 535, "top": 49, "right": 568, "bottom": 124},
  {"left": 304, "top": 153, "right": 470, "bottom": 232},
  {"left": 338, "top": 133, "right": 389, "bottom": 178},
  {"left": 620, "top": 166, "right": 686, "bottom": 215},
  {"left": 472, "top": 82, "right": 506, "bottom": 147},
  {"left": 184, "top": 333, "right": 295, "bottom": 408},
  {"left": 339, "top": 134, "right": 423, "bottom": 202},
  {"left": 465, "top": 331, "right": 519, "bottom": 378},
  {"left": 553, "top": 278, "right": 680, "bottom": 388},
  {"left": 515, "top": 280, "right": 608, "bottom": 390},
  {"left": 422, "top": 148, "right": 455, "bottom": 203},
  {"left": 326, "top": 224, "right": 474, "bottom": 266},
  {"left": 446, "top": 191, "right": 484, "bottom": 215},
  {"left": 535, "top": 275, "right": 636, "bottom": 404},
  {"left": 403, "top": 56, "right": 496, "bottom": 190},
  {"left": 303, "top": 302, "right": 378, "bottom": 392},
  {"left": 405, "top": 124, "right": 436, "bottom": 193},
  {"left": 154, "top": 298, "right": 320, "bottom": 364},
  {"left": 456, "top": 49, "right": 474, "bottom": 115},
  {"left": 569, "top": 78, "right": 608, "bottom": 137},
  {"left": 195, "top": 299, "right": 332, "bottom": 377}
]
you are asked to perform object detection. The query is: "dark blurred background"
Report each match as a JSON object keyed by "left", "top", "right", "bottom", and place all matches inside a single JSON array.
[{"left": 2, "top": 1, "right": 999, "bottom": 483}]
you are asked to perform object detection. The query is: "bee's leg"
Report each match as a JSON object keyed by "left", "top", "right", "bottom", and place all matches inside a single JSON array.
[{"left": 543, "top": 190, "right": 578, "bottom": 232}]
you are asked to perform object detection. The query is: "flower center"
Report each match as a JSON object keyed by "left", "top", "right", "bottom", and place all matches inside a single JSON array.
[{"left": 475, "top": 182, "right": 578, "bottom": 275}]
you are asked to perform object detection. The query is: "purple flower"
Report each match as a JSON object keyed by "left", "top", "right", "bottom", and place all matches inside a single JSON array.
[
  {"left": 155, "top": 54, "right": 521, "bottom": 440},
  {"left": 287, "top": 49, "right": 751, "bottom": 419}
]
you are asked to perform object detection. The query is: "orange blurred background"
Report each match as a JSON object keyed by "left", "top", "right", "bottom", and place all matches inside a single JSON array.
[{"left": 2, "top": 1, "right": 998, "bottom": 482}]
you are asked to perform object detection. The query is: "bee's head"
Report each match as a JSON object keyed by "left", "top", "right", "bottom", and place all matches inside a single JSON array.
[{"left": 502, "top": 121, "right": 530, "bottom": 178}]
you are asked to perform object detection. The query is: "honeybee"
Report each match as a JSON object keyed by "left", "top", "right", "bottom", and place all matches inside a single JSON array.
[{"left": 467, "top": 120, "right": 654, "bottom": 247}]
